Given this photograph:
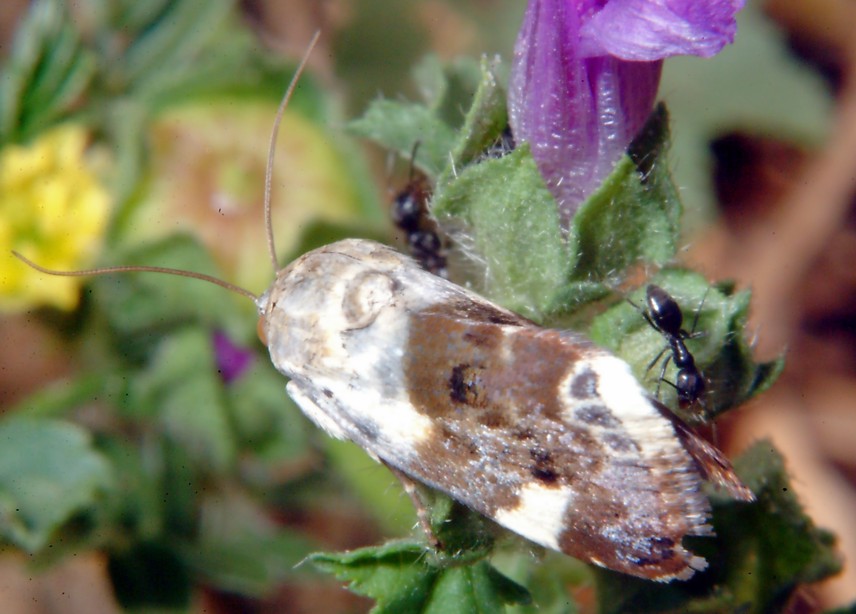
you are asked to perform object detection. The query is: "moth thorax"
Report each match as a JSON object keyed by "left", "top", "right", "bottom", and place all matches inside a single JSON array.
[{"left": 340, "top": 270, "right": 398, "bottom": 329}]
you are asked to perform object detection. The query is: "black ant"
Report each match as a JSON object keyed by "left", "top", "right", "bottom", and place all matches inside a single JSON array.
[
  {"left": 392, "top": 143, "right": 448, "bottom": 278},
  {"left": 634, "top": 284, "right": 708, "bottom": 408}
]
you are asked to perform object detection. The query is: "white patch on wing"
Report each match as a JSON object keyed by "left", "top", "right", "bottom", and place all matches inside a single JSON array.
[
  {"left": 587, "top": 355, "right": 656, "bottom": 420},
  {"left": 286, "top": 380, "right": 349, "bottom": 441},
  {"left": 587, "top": 355, "right": 681, "bottom": 454},
  {"left": 494, "top": 483, "right": 573, "bottom": 551},
  {"left": 328, "top": 380, "right": 435, "bottom": 445},
  {"left": 288, "top": 375, "right": 434, "bottom": 450}
]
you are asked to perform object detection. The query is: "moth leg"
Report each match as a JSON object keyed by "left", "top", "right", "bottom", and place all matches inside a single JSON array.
[{"left": 384, "top": 462, "right": 443, "bottom": 551}]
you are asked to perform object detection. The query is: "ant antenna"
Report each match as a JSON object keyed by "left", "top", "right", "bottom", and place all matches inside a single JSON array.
[
  {"left": 406, "top": 141, "right": 421, "bottom": 181},
  {"left": 12, "top": 251, "right": 258, "bottom": 302},
  {"left": 264, "top": 30, "right": 321, "bottom": 274}
]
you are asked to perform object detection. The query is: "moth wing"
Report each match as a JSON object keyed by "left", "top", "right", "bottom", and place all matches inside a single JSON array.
[
  {"left": 399, "top": 307, "right": 712, "bottom": 580},
  {"left": 286, "top": 380, "right": 351, "bottom": 444},
  {"left": 285, "top": 376, "right": 433, "bottom": 471},
  {"left": 661, "top": 406, "right": 755, "bottom": 502}
]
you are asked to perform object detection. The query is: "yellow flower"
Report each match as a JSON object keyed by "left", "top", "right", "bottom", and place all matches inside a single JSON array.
[{"left": 0, "top": 125, "right": 110, "bottom": 311}]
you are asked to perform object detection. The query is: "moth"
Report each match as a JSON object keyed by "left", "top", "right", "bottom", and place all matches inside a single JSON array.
[{"left": 15, "top": 33, "right": 754, "bottom": 583}]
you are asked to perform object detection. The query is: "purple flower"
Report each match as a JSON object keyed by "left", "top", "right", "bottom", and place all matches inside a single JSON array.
[
  {"left": 509, "top": 0, "right": 744, "bottom": 223},
  {"left": 213, "top": 330, "right": 254, "bottom": 384}
]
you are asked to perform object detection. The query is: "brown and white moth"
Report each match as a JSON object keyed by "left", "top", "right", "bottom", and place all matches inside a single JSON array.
[
  {"left": 15, "top": 33, "right": 753, "bottom": 583},
  {"left": 256, "top": 238, "right": 753, "bottom": 581}
]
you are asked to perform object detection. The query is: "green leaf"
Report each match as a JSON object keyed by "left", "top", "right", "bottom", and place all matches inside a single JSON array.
[
  {"left": 310, "top": 541, "right": 530, "bottom": 614},
  {"left": 84, "top": 0, "right": 277, "bottom": 110},
  {"left": 311, "top": 542, "right": 441, "bottom": 613},
  {"left": 589, "top": 270, "right": 782, "bottom": 421},
  {"left": 108, "top": 540, "right": 192, "bottom": 610},
  {"left": 158, "top": 438, "right": 200, "bottom": 539},
  {"left": 498, "top": 551, "right": 584, "bottom": 614},
  {"left": 432, "top": 144, "right": 567, "bottom": 319},
  {"left": 349, "top": 55, "right": 492, "bottom": 180},
  {"left": 425, "top": 495, "right": 496, "bottom": 562},
  {"left": 96, "top": 437, "right": 165, "bottom": 543},
  {"left": 183, "top": 492, "right": 316, "bottom": 596},
  {"left": 131, "top": 327, "right": 237, "bottom": 473},
  {"left": 0, "top": 417, "right": 112, "bottom": 552},
  {"left": 568, "top": 105, "right": 681, "bottom": 282},
  {"left": 438, "top": 56, "right": 507, "bottom": 178},
  {"left": 410, "top": 55, "right": 449, "bottom": 109},
  {"left": 120, "top": 0, "right": 232, "bottom": 86},
  {"left": 701, "top": 287, "right": 784, "bottom": 419},
  {"left": 0, "top": 0, "right": 96, "bottom": 143},
  {"left": 716, "top": 442, "right": 842, "bottom": 609},
  {"left": 543, "top": 281, "right": 612, "bottom": 318},
  {"left": 227, "top": 360, "right": 316, "bottom": 483},
  {"left": 349, "top": 99, "right": 457, "bottom": 177},
  {"left": 4, "top": 372, "right": 111, "bottom": 420},
  {"left": 413, "top": 55, "right": 484, "bottom": 129},
  {"left": 426, "top": 564, "right": 532, "bottom": 613},
  {"left": 227, "top": 360, "right": 302, "bottom": 448}
]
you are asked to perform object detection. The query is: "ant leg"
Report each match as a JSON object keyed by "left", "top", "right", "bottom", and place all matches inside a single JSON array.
[
  {"left": 685, "top": 285, "right": 712, "bottom": 340},
  {"left": 646, "top": 346, "right": 669, "bottom": 375},
  {"left": 654, "top": 354, "right": 673, "bottom": 399},
  {"left": 627, "top": 296, "right": 661, "bottom": 333}
]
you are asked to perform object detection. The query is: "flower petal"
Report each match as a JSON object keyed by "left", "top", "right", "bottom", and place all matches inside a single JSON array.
[
  {"left": 1, "top": 125, "right": 110, "bottom": 312},
  {"left": 509, "top": 0, "right": 661, "bottom": 220},
  {"left": 213, "top": 330, "right": 254, "bottom": 384},
  {"left": 580, "top": 0, "right": 745, "bottom": 60}
]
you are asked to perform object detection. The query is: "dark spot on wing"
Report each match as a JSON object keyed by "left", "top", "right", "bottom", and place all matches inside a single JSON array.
[
  {"left": 575, "top": 403, "right": 622, "bottom": 429},
  {"left": 632, "top": 537, "right": 677, "bottom": 567},
  {"left": 448, "top": 363, "right": 488, "bottom": 407},
  {"left": 479, "top": 410, "right": 507, "bottom": 428},
  {"left": 355, "top": 420, "right": 379, "bottom": 442},
  {"left": 463, "top": 330, "right": 494, "bottom": 347},
  {"left": 603, "top": 432, "right": 640, "bottom": 452},
  {"left": 570, "top": 368, "right": 599, "bottom": 399},
  {"left": 530, "top": 448, "right": 559, "bottom": 485},
  {"left": 513, "top": 428, "right": 535, "bottom": 440}
]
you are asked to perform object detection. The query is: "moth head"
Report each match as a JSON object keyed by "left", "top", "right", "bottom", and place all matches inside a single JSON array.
[{"left": 255, "top": 239, "right": 413, "bottom": 372}]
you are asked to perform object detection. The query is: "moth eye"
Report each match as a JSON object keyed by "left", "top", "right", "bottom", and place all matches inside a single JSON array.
[
  {"left": 341, "top": 270, "right": 397, "bottom": 329},
  {"left": 256, "top": 315, "right": 269, "bottom": 346}
]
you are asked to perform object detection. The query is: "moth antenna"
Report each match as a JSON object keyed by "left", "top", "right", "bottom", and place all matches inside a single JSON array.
[
  {"left": 264, "top": 30, "right": 321, "bottom": 274},
  {"left": 12, "top": 251, "right": 258, "bottom": 303}
]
